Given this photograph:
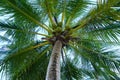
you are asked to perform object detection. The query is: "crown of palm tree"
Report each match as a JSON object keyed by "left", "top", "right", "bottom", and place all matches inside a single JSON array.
[{"left": 0, "top": 0, "right": 120, "bottom": 80}]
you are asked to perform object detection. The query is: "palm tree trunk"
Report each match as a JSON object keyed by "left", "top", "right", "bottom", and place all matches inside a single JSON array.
[{"left": 46, "top": 40, "right": 62, "bottom": 80}]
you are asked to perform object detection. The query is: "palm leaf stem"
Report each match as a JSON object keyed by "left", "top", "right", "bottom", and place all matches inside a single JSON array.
[
  {"left": 61, "top": 0, "right": 66, "bottom": 27},
  {"left": 44, "top": 0, "right": 56, "bottom": 26},
  {"left": 0, "top": 22, "right": 49, "bottom": 37},
  {"left": 71, "top": 16, "right": 91, "bottom": 32},
  {"left": 16, "top": 30, "right": 50, "bottom": 37}
]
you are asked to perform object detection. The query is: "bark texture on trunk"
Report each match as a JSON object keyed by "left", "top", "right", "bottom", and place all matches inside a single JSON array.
[{"left": 46, "top": 40, "right": 62, "bottom": 80}]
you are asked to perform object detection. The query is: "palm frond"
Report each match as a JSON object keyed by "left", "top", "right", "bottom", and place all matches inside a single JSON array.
[
  {"left": 0, "top": 20, "right": 49, "bottom": 48},
  {"left": 72, "top": 0, "right": 120, "bottom": 31},
  {"left": 0, "top": 0, "right": 51, "bottom": 33},
  {"left": 37, "top": 0, "right": 67, "bottom": 29},
  {"left": 0, "top": 21, "right": 49, "bottom": 37},
  {"left": 0, "top": 41, "right": 50, "bottom": 80},
  {"left": 11, "top": 46, "right": 51, "bottom": 80},
  {"left": 39, "top": 0, "right": 58, "bottom": 26},
  {"left": 65, "top": 0, "right": 89, "bottom": 27},
  {"left": 61, "top": 57, "right": 83, "bottom": 80},
  {"left": 7, "top": 41, "right": 49, "bottom": 59},
  {"left": 69, "top": 41, "right": 120, "bottom": 79},
  {"left": 83, "top": 23, "right": 120, "bottom": 43}
]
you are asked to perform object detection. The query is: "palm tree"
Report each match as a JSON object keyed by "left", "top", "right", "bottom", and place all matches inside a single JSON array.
[{"left": 0, "top": 0, "right": 120, "bottom": 80}]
